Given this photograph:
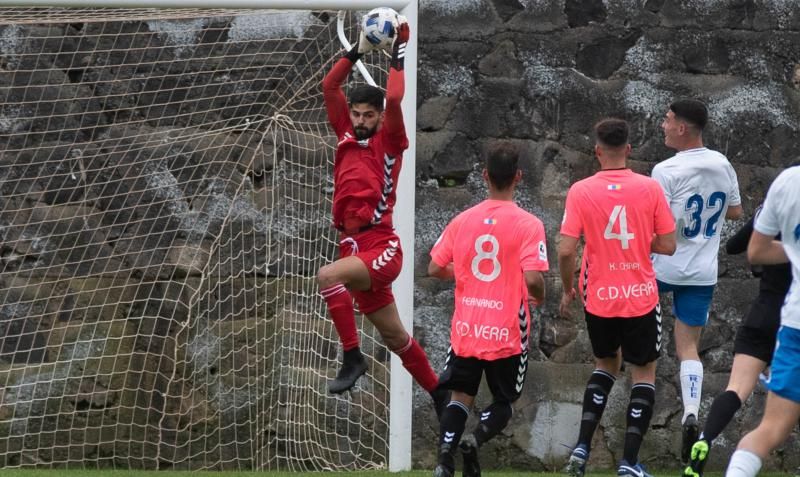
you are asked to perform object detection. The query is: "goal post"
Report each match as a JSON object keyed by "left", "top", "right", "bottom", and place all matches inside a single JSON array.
[{"left": 0, "top": 1, "right": 417, "bottom": 471}]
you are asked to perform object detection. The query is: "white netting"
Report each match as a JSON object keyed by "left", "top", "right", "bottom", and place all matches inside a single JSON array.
[{"left": 0, "top": 8, "right": 393, "bottom": 470}]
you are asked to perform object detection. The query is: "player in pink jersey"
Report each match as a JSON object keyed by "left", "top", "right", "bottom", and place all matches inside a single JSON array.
[
  {"left": 559, "top": 119, "right": 676, "bottom": 477},
  {"left": 428, "top": 143, "right": 548, "bottom": 477}
]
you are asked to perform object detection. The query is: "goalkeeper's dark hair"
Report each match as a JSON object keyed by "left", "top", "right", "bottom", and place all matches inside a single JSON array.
[
  {"left": 594, "top": 118, "right": 629, "bottom": 148},
  {"left": 670, "top": 98, "right": 708, "bottom": 131},
  {"left": 349, "top": 85, "right": 384, "bottom": 111},
  {"left": 486, "top": 142, "right": 519, "bottom": 191}
]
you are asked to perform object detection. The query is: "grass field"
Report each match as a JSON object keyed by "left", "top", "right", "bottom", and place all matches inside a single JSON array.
[{"left": 0, "top": 470, "right": 785, "bottom": 477}]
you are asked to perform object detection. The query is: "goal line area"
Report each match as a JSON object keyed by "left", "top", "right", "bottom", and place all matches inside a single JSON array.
[{"left": 0, "top": 4, "right": 416, "bottom": 471}]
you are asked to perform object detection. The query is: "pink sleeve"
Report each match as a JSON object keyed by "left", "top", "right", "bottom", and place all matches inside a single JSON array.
[
  {"left": 559, "top": 186, "right": 582, "bottom": 238},
  {"left": 520, "top": 218, "right": 549, "bottom": 272},
  {"left": 430, "top": 218, "right": 456, "bottom": 267},
  {"left": 653, "top": 183, "right": 676, "bottom": 234}
]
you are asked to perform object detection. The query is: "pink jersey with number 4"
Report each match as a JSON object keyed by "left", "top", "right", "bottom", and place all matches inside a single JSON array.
[
  {"left": 560, "top": 169, "right": 675, "bottom": 318},
  {"left": 430, "top": 200, "right": 549, "bottom": 360}
]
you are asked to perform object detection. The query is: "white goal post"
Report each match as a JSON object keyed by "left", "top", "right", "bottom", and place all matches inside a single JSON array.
[{"left": 0, "top": 0, "right": 417, "bottom": 471}]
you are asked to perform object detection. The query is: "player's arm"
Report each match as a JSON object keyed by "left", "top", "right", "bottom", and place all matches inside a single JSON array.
[
  {"left": 322, "top": 31, "right": 376, "bottom": 137},
  {"left": 428, "top": 260, "right": 454, "bottom": 280},
  {"left": 525, "top": 270, "right": 545, "bottom": 306},
  {"left": 747, "top": 230, "right": 788, "bottom": 265},
  {"left": 651, "top": 231, "right": 676, "bottom": 255},
  {"left": 557, "top": 234, "right": 579, "bottom": 319},
  {"left": 382, "top": 19, "right": 409, "bottom": 155},
  {"left": 725, "top": 164, "right": 744, "bottom": 220},
  {"left": 726, "top": 204, "right": 744, "bottom": 220},
  {"left": 749, "top": 172, "right": 787, "bottom": 265},
  {"left": 321, "top": 55, "right": 354, "bottom": 137},
  {"left": 651, "top": 182, "right": 677, "bottom": 255},
  {"left": 429, "top": 218, "right": 456, "bottom": 281}
]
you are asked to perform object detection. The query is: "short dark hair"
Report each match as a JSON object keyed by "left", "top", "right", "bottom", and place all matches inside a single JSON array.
[
  {"left": 670, "top": 98, "right": 708, "bottom": 131},
  {"left": 348, "top": 85, "right": 384, "bottom": 111},
  {"left": 486, "top": 142, "right": 519, "bottom": 191},
  {"left": 594, "top": 118, "right": 629, "bottom": 147}
]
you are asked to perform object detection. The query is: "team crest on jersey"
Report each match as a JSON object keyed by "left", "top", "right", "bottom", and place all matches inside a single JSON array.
[{"left": 484, "top": 218, "right": 497, "bottom": 225}]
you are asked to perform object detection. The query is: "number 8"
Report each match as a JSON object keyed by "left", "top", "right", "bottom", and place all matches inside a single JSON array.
[{"left": 471, "top": 234, "right": 501, "bottom": 282}]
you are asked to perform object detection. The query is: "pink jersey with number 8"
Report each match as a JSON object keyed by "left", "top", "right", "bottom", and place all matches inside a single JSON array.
[
  {"left": 430, "top": 200, "right": 549, "bottom": 360},
  {"left": 560, "top": 169, "right": 675, "bottom": 318}
]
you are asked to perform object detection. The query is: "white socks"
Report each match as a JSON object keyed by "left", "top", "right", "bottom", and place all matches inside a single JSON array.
[
  {"left": 726, "top": 450, "right": 762, "bottom": 477},
  {"left": 680, "top": 359, "right": 703, "bottom": 422}
]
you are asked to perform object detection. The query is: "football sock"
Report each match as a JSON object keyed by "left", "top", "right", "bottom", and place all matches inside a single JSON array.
[
  {"left": 320, "top": 284, "right": 358, "bottom": 351},
  {"left": 700, "top": 390, "right": 742, "bottom": 443},
  {"left": 395, "top": 337, "right": 439, "bottom": 392},
  {"left": 726, "top": 450, "right": 762, "bottom": 477},
  {"left": 473, "top": 401, "right": 513, "bottom": 446},
  {"left": 577, "top": 369, "right": 616, "bottom": 448},
  {"left": 623, "top": 383, "right": 656, "bottom": 464},
  {"left": 681, "top": 360, "right": 704, "bottom": 422},
  {"left": 438, "top": 401, "right": 469, "bottom": 470}
]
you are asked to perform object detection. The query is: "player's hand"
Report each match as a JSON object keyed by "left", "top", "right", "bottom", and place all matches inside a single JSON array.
[
  {"left": 357, "top": 29, "right": 376, "bottom": 55},
  {"left": 559, "top": 288, "right": 576, "bottom": 319},
  {"left": 393, "top": 16, "right": 409, "bottom": 46}
]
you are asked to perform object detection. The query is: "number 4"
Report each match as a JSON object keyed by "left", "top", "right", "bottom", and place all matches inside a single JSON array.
[{"left": 604, "top": 205, "right": 635, "bottom": 249}]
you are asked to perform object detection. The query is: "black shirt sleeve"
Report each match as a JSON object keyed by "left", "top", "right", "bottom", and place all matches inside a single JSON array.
[{"left": 725, "top": 215, "right": 754, "bottom": 255}]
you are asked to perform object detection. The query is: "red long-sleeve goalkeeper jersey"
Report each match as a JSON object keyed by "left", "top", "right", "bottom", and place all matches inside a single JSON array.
[{"left": 322, "top": 57, "right": 409, "bottom": 234}]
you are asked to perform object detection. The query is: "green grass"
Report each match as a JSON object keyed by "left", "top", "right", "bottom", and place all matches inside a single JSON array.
[
  {"left": 0, "top": 471, "right": 788, "bottom": 477},
  {"left": 0, "top": 471, "right": 784, "bottom": 477}
]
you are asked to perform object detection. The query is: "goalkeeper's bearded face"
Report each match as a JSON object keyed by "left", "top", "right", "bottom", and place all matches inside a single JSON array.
[{"left": 350, "top": 103, "right": 383, "bottom": 140}]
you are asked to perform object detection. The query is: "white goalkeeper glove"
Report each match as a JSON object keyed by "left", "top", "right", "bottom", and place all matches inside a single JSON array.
[{"left": 357, "top": 29, "right": 376, "bottom": 55}]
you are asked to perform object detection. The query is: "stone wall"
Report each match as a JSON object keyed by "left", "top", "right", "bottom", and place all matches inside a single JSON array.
[{"left": 412, "top": 0, "right": 800, "bottom": 472}]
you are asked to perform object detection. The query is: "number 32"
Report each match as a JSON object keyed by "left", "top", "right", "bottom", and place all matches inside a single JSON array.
[{"left": 683, "top": 191, "right": 726, "bottom": 239}]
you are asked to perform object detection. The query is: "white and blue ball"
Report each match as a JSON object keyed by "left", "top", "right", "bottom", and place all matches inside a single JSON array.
[{"left": 361, "top": 7, "right": 398, "bottom": 51}]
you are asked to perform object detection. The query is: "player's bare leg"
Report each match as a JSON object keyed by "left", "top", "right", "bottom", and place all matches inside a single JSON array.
[
  {"left": 318, "top": 256, "right": 372, "bottom": 394},
  {"left": 726, "top": 354, "right": 766, "bottom": 400},
  {"left": 674, "top": 320, "right": 702, "bottom": 362},
  {"left": 675, "top": 320, "right": 703, "bottom": 462},
  {"left": 685, "top": 354, "right": 766, "bottom": 477},
  {"left": 726, "top": 392, "right": 800, "bottom": 477}
]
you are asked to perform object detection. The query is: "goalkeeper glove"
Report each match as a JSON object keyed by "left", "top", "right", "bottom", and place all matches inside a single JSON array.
[
  {"left": 344, "top": 29, "right": 375, "bottom": 63},
  {"left": 390, "top": 17, "right": 409, "bottom": 70}
]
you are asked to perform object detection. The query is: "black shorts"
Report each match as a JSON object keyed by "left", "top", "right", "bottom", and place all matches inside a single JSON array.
[
  {"left": 733, "top": 292, "right": 783, "bottom": 363},
  {"left": 584, "top": 304, "right": 662, "bottom": 366},
  {"left": 437, "top": 350, "right": 528, "bottom": 403}
]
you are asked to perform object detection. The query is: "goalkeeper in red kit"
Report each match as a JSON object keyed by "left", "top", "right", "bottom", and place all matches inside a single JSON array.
[{"left": 319, "top": 16, "right": 445, "bottom": 413}]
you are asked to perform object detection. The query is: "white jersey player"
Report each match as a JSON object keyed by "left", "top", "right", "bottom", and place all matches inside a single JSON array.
[
  {"left": 726, "top": 165, "right": 800, "bottom": 477},
  {"left": 650, "top": 99, "right": 743, "bottom": 463}
]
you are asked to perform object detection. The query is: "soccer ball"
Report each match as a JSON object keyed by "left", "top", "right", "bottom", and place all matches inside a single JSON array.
[{"left": 361, "top": 7, "right": 398, "bottom": 51}]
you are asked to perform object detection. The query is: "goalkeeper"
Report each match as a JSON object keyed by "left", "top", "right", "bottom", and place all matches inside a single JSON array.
[{"left": 319, "top": 16, "right": 444, "bottom": 411}]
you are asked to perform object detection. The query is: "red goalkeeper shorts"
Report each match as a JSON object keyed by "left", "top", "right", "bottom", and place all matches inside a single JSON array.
[{"left": 339, "top": 229, "right": 403, "bottom": 314}]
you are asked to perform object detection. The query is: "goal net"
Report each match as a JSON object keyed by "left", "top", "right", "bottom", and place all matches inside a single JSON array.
[{"left": 0, "top": 5, "right": 403, "bottom": 470}]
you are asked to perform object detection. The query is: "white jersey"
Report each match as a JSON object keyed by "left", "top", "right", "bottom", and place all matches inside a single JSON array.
[
  {"left": 651, "top": 147, "right": 741, "bottom": 285},
  {"left": 755, "top": 166, "right": 800, "bottom": 330}
]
